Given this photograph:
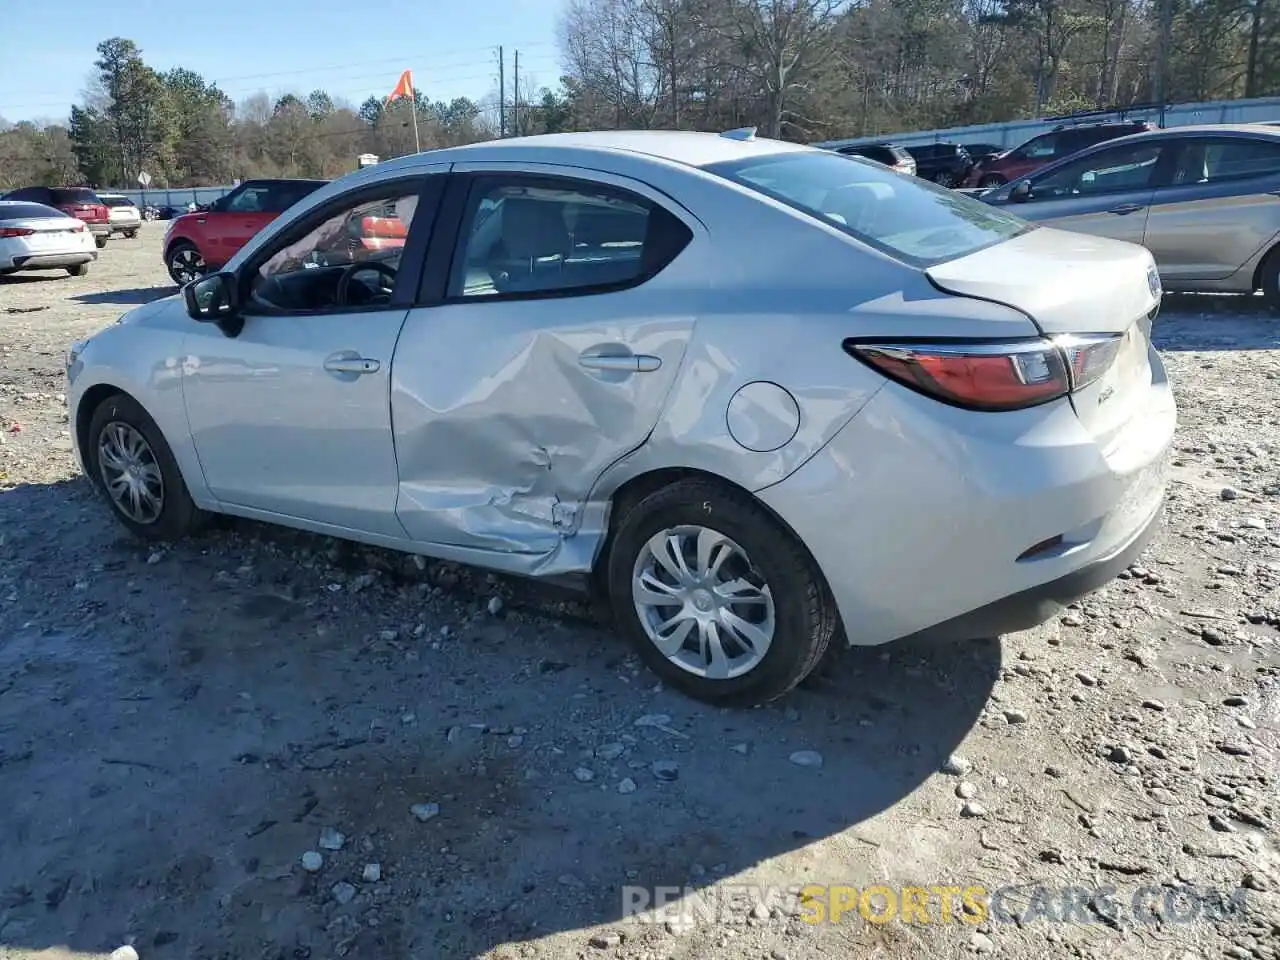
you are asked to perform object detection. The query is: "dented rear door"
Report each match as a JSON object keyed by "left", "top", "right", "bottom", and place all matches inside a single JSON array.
[{"left": 390, "top": 164, "right": 707, "bottom": 556}]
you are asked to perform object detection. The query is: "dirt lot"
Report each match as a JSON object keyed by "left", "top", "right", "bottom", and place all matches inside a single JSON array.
[{"left": 1, "top": 224, "right": 1279, "bottom": 960}]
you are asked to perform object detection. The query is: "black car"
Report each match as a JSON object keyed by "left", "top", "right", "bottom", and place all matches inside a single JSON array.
[
  {"left": 903, "top": 142, "right": 973, "bottom": 187},
  {"left": 963, "top": 142, "right": 1006, "bottom": 164},
  {"left": 834, "top": 142, "right": 917, "bottom": 176}
]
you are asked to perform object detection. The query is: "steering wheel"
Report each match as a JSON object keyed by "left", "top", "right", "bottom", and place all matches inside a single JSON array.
[{"left": 335, "top": 260, "right": 398, "bottom": 306}]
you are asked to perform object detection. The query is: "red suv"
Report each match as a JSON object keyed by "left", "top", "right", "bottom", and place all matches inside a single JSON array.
[
  {"left": 1, "top": 186, "right": 111, "bottom": 248},
  {"left": 964, "top": 121, "right": 1152, "bottom": 188},
  {"left": 163, "top": 178, "right": 327, "bottom": 285}
]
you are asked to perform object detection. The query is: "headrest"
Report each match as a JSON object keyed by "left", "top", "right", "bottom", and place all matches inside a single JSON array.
[{"left": 501, "top": 198, "right": 569, "bottom": 260}]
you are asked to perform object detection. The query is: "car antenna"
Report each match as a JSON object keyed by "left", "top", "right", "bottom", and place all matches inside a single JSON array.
[{"left": 720, "top": 127, "right": 757, "bottom": 141}]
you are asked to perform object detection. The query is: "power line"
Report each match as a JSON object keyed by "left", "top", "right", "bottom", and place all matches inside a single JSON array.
[{"left": 0, "top": 49, "right": 561, "bottom": 114}]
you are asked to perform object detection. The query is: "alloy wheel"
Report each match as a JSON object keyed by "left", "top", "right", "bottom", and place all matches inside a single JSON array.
[
  {"left": 169, "top": 247, "right": 205, "bottom": 285},
  {"left": 97, "top": 421, "right": 164, "bottom": 524},
  {"left": 631, "top": 524, "right": 775, "bottom": 680}
]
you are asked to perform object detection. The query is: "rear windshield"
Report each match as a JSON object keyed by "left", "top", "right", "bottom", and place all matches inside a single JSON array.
[
  {"left": 0, "top": 202, "right": 68, "bottom": 220},
  {"left": 100, "top": 196, "right": 133, "bottom": 207},
  {"left": 704, "top": 150, "right": 1032, "bottom": 268},
  {"left": 50, "top": 188, "right": 100, "bottom": 205}
]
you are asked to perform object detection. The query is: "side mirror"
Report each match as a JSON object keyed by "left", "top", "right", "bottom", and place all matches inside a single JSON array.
[
  {"left": 1011, "top": 180, "right": 1032, "bottom": 203},
  {"left": 183, "top": 272, "right": 243, "bottom": 337}
]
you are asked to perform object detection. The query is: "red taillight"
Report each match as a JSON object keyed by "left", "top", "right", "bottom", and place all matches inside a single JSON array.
[
  {"left": 0, "top": 227, "right": 35, "bottom": 238},
  {"left": 845, "top": 335, "right": 1122, "bottom": 412}
]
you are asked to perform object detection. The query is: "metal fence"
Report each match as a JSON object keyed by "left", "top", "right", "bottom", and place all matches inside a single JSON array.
[
  {"left": 813, "top": 95, "right": 1280, "bottom": 153},
  {"left": 109, "top": 185, "right": 236, "bottom": 208}
]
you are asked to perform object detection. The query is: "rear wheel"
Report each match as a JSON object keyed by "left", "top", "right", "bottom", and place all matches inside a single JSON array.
[
  {"left": 1259, "top": 246, "right": 1280, "bottom": 312},
  {"left": 978, "top": 173, "right": 1007, "bottom": 188},
  {"left": 605, "top": 478, "right": 838, "bottom": 706},
  {"left": 67, "top": 263, "right": 89, "bottom": 277},
  {"left": 166, "top": 242, "right": 205, "bottom": 286},
  {"left": 125, "top": 229, "right": 138, "bottom": 239},
  {"left": 86, "top": 393, "right": 207, "bottom": 541},
  {"left": 94, "top": 235, "right": 108, "bottom": 249}
]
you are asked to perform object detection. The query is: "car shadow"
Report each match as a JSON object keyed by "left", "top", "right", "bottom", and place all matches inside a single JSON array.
[
  {"left": 0, "top": 272, "right": 66, "bottom": 285},
  {"left": 0, "top": 478, "right": 1000, "bottom": 959},
  {"left": 71, "top": 286, "right": 179, "bottom": 305},
  {"left": 1154, "top": 292, "right": 1280, "bottom": 351}
]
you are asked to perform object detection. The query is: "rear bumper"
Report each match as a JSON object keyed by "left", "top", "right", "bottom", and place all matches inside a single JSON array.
[
  {"left": 3, "top": 250, "right": 97, "bottom": 270},
  {"left": 904, "top": 497, "right": 1162, "bottom": 641},
  {"left": 110, "top": 218, "right": 142, "bottom": 232},
  {"left": 757, "top": 349, "right": 1176, "bottom": 646},
  {"left": 85, "top": 223, "right": 110, "bottom": 237}
]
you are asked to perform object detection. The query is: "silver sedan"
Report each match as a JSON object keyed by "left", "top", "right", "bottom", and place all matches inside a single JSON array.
[
  {"left": 65, "top": 130, "right": 1175, "bottom": 706},
  {"left": 979, "top": 123, "right": 1280, "bottom": 307}
]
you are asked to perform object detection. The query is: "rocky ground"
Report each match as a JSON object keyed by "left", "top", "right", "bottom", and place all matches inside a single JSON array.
[{"left": 0, "top": 225, "right": 1278, "bottom": 960}]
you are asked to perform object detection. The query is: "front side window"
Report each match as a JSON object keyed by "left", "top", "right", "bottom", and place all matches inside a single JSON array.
[
  {"left": 705, "top": 149, "right": 1030, "bottom": 268},
  {"left": 1029, "top": 144, "right": 1162, "bottom": 200},
  {"left": 225, "top": 186, "right": 271, "bottom": 213},
  {"left": 1020, "top": 135, "right": 1058, "bottom": 159},
  {"left": 247, "top": 188, "right": 421, "bottom": 313},
  {"left": 448, "top": 177, "right": 691, "bottom": 299}
]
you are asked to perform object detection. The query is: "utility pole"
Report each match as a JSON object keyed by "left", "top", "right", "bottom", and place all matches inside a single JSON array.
[
  {"left": 1154, "top": 0, "right": 1173, "bottom": 125},
  {"left": 513, "top": 49, "right": 520, "bottom": 137},
  {"left": 498, "top": 45, "right": 505, "bottom": 137}
]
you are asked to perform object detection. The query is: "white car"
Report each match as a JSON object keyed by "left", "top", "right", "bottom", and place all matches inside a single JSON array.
[
  {"left": 65, "top": 129, "right": 1176, "bottom": 706},
  {"left": 97, "top": 193, "right": 142, "bottom": 238},
  {"left": 0, "top": 200, "right": 98, "bottom": 277}
]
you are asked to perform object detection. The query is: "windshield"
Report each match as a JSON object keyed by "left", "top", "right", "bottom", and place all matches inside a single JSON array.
[{"left": 704, "top": 150, "right": 1033, "bottom": 268}]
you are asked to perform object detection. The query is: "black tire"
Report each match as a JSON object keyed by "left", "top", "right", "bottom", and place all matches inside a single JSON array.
[
  {"left": 166, "top": 241, "right": 205, "bottom": 286},
  {"left": 1259, "top": 247, "right": 1280, "bottom": 312},
  {"left": 66, "top": 263, "right": 89, "bottom": 277},
  {"left": 125, "top": 229, "right": 138, "bottom": 239},
  {"left": 933, "top": 171, "right": 956, "bottom": 188},
  {"left": 85, "top": 393, "right": 207, "bottom": 541},
  {"left": 94, "top": 235, "right": 108, "bottom": 249},
  {"left": 605, "top": 478, "right": 838, "bottom": 707},
  {"left": 978, "top": 173, "right": 1006, "bottom": 188}
]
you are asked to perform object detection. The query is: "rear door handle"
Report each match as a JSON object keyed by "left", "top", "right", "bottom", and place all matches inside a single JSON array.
[
  {"left": 578, "top": 353, "right": 662, "bottom": 373},
  {"left": 1109, "top": 203, "right": 1145, "bottom": 215},
  {"left": 324, "top": 355, "right": 380, "bottom": 375}
]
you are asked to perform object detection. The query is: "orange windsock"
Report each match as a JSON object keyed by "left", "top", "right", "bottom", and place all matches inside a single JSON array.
[{"left": 386, "top": 69, "right": 414, "bottom": 104}]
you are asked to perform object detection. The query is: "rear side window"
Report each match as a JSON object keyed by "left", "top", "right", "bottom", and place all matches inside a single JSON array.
[
  {"left": 448, "top": 176, "right": 692, "bottom": 299},
  {"left": 50, "top": 188, "right": 100, "bottom": 205},
  {"left": 1020, "top": 134, "right": 1058, "bottom": 159},
  {"left": 1201, "top": 138, "right": 1280, "bottom": 181},
  {"left": 268, "top": 182, "right": 324, "bottom": 213},
  {"left": 705, "top": 150, "right": 1032, "bottom": 268},
  {"left": 3, "top": 188, "right": 45, "bottom": 202},
  {"left": 0, "top": 202, "right": 68, "bottom": 220}
]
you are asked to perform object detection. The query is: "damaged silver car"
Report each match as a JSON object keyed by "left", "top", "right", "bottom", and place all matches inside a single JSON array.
[{"left": 66, "top": 129, "right": 1175, "bottom": 706}]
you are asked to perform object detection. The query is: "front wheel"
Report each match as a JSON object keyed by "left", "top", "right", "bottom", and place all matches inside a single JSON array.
[
  {"left": 67, "top": 263, "right": 89, "bottom": 277},
  {"left": 166, "top": 242, "right": 206, "bottom": 286},
  {"left": 605, "top": 478, "right": 838, "bottom": 706},
  {"left": 86, "top": 393, "right": 207, "bottom": 541},
  {"left": 1259, "top": 246, "right": 1280, "bottom": 312}
]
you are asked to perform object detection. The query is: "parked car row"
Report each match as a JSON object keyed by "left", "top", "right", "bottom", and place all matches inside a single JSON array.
[
  {"left": 0, "top": 185, "right": 144, "bottom": 277},
  {"left": 835, "top": 119, "right": 1153, "bottom": 189}
]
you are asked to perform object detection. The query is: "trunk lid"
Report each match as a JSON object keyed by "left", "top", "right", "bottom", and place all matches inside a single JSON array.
[{"left": 926, "top": 225, "right": 1162, "bottom": 452}]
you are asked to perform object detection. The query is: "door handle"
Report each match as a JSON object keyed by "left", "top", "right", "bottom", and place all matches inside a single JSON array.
[
  {"left": 1108, "top": 203, "right": 1144, "bottom": 215},
  {"left": 324, "top": 356, "right": 380, "bottom": 375},
  {"left": 578, "top": 353, "right": 662, "bottom": 373}
]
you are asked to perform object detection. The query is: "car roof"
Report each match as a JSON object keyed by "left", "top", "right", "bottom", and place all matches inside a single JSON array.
[
  {"left": 1076, "top": 123, "right": 1280, "bottom": 148},
  {"left": 364, "top": 130, "right": 810, "bottom": 178}
]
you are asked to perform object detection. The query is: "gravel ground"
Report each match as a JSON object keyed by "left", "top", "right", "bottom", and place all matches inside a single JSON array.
[{"left": 1, "top": 224, "right": 1278, "bottom": 960}]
